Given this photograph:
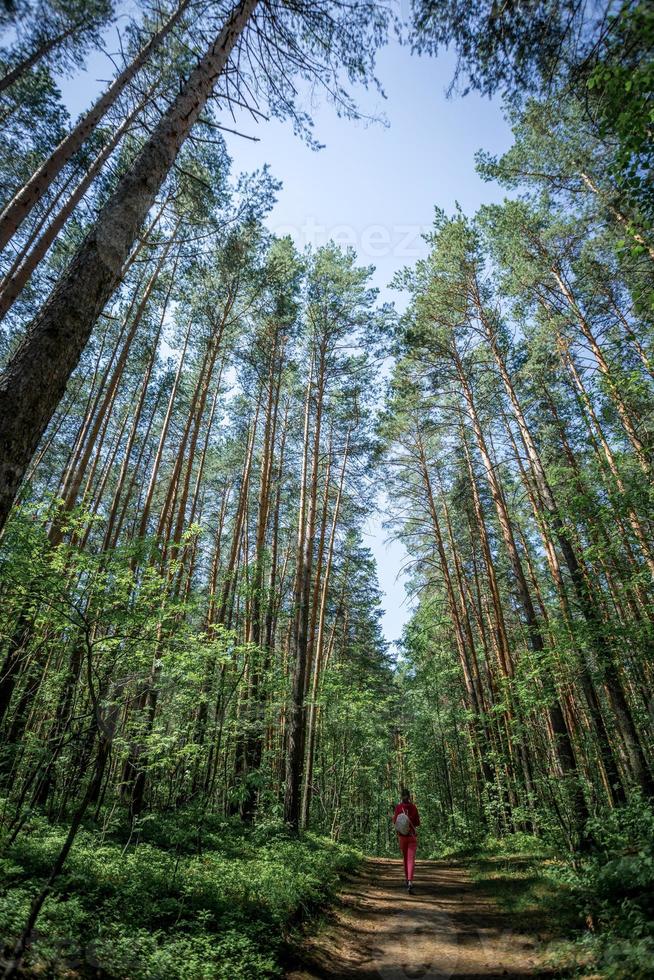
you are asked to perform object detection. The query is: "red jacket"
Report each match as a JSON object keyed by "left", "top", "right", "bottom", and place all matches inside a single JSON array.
[{"left": 393, "top": 802, "right": 420, "bottom": 836}]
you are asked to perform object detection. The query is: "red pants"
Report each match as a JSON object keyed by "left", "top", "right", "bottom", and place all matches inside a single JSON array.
[{"left": 398, "top": 833, "right": 417, "bottom": 881}]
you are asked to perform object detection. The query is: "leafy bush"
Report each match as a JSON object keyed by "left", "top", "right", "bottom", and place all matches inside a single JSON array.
[
  {"left": 0, "top": 814, "right": 361, "bottom": 978},
  {"left": 454, "top": 823, "right": 654, "bottom": 978},
  {"left": 572, "top": 796, "right": 654, "bottom": 979}
]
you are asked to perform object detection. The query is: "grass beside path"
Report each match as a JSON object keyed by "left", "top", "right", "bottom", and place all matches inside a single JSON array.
[{"left": 465, "top": 846, "right": 585, "bottom": 976}]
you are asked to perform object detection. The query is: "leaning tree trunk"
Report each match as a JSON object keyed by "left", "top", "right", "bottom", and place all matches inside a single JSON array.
[
  {"left": 3, "top": 673, "right": 120, "bottom": 980},
  {"left": 549, "top": 271, "right": 651, "bottom": 475},
  {"left": 0, "top": 20, "right": 88, "bottom": 95},
  {"left": 0, "top": 0, "right": 259, "bottom": 536},
  {"left": 0, "top": 1, "right": 192, "bottom": 250},
  {"left": 0, "top": 87, "right": 154, "bottom": 322}
]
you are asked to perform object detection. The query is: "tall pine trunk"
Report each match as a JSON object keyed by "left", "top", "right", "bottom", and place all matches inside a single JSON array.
[{"left": 0, "top": 0, "right": 259, "bottom": 535}]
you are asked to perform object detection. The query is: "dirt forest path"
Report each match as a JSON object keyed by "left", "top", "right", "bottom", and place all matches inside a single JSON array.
[{"left": 287, "top": 857, "right": 559, "bottom": 980}]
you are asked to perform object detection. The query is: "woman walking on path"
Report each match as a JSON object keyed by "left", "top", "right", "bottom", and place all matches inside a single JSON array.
[{"left": 393, "top": 787, "right": 420, "bottom": 893}]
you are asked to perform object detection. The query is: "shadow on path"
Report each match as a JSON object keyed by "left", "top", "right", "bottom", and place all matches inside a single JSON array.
[{"left": 286, "top": 857, "right": 561, "bottom": 979}]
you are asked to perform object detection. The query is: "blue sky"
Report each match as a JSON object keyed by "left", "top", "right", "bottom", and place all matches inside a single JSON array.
[{"left": 60, "top": 23, "right": 513, "bottom": 648}]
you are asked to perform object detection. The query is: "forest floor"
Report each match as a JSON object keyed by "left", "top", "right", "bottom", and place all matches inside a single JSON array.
[{"left": 286, "top": 856, "right": 577, "bottom": 979}]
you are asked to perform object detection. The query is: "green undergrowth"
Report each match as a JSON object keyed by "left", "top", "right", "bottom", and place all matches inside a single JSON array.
[
  {"left": 451, "top": 799, "right": 654, "bottom": 979},
  {"left": 571, "top": 799, "right": 654, "bottom": 979},
  {"left": 0, "top": 810, "right": 362, "bottom": 979}
]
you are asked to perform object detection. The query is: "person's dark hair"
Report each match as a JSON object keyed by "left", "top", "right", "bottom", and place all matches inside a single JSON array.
[{"left": 401, "top": 787, "right": 411, "bottom": 802}]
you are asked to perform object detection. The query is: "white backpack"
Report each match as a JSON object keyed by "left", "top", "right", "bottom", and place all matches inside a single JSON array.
[{"left": 396, "top": 807, "right": 412, "bottom": 835}]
